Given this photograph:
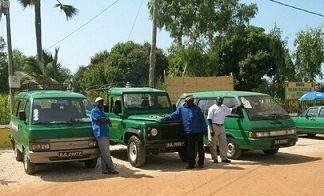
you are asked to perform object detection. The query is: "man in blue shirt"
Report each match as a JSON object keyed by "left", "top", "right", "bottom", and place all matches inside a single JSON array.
[
  {"left": 91, "top": 97, "right": 118, "bottom": 174},
  {"left": 164, "top": 95, "right": 207, "bottom": 169}
]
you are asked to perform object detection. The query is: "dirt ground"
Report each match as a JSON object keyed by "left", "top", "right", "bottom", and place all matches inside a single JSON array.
[{"left": 1, "top": 135, "right": 324, "bottom": 196}]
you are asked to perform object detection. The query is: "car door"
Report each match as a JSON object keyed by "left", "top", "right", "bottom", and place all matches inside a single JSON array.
[
  {"left": 315, "top": 107, "right": 324, "bottom": 133},
  {"left": 108, "top": 96, "right": 123, "bottom": 142},
  {"left": 16, "top": 99, "right": 28, "bottom": 147},
  {"left": 298, "top": 107, "right": 318, "bottom": 132}
]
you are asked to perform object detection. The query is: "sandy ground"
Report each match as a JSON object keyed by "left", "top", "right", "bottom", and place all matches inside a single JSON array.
[{"left": 1, "top": 135, "right": 324, "bottom": 196}]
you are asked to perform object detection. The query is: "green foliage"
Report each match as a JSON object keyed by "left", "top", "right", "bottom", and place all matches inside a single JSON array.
[
  {"left": 207, "top": 26, "right": 292, "bottom": 92},
  {"left": 0, "top": 94, "right": 10, "bottom": 125},
  {"left": 149, "top": 0, "right": 257, "bottom": 44},
  {"left": 294, "top": 27, "right": 324, "bottom": 82},
  {"left": 72, "top": 42, "right": 168, "bottom": 92}
]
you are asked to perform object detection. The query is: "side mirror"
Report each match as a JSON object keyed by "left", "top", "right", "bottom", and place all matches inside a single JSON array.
[
  {"left": 103, "top": 105, "right": 109, "bottom": 113},
  {"left": 19, "top": 111, "right": 26, "bottom": 121},
  {"left": 172, "top": 104, "right": 176, "bottom": 112}
]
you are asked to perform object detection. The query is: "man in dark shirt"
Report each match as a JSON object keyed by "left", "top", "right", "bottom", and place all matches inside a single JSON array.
[
  {"left": 91, "top": 97, "right": 118, "bottom": 175},
  {"left": 164, "top": 95, "right": 207, "bottom": 169}
]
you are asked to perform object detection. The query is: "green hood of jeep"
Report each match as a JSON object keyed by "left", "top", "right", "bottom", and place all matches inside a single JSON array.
[{"left": 127, "top": 114, "right": 167, "bottom": 122}]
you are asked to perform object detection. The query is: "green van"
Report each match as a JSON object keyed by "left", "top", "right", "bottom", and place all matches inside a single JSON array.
[
  {"left": 9, "top": 90, "right": 99, "bottom": 174},
  {"left": 176, "top": 91, "right": 298, "bottom": 159}
]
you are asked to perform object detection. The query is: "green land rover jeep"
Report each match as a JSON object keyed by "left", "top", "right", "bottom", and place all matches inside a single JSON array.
[
  {"left": 105, "top": 87, "right": 184, "bottom": 167},
  {"left": 9, "top": 90, "right": 99, "bottom": 174}
]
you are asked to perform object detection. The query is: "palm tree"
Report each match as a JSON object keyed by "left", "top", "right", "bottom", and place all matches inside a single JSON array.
[
  {"left": 15, "top": 48, "right": 72, "bottom": 88},
  {"left": 18, "top": 0, "right": 78, "bottom": 63}
]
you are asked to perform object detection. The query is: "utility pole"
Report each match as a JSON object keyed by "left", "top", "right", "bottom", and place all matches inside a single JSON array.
[
  {"left": 1, "top": 0, "right": 14, "bottom": 113},
  {"left": 149, "top": 0, "right": 158, "bottom": 88}
]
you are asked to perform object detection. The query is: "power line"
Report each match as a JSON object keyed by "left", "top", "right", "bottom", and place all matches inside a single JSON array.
[
  {"left": 127, "top": 0, "right": 144, "bottom": 41},
  {"left": 46, "top": 0, "right": 122, "bottom": 50},
  {"left": 268, "top": 0, "right": 324, "bottom": 18}
]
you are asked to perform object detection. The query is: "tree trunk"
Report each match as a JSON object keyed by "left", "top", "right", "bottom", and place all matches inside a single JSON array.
[
  {"left": 149, "top": 0, "right": 158, "bottom": 88},
  {"left": 34, "top": 0, "right": 44, "bottom": 74}
]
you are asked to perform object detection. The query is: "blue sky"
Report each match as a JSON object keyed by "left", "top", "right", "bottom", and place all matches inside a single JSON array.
[{"left": 1, "top": 0, "right": 323, "bottom": 74}]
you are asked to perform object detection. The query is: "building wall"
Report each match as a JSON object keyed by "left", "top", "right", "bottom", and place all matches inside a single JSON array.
[{"left": 165, "top": 76, "right": 234, "bottom": 103}]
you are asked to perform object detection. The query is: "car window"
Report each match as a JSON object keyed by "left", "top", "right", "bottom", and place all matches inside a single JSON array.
[
  {"left": 319, "top": 108, "right": 324, "bottom": 117},
  {"left": 17, "top": 99, "right": 26, "bottom": 118},
  {"left": 223, "top": 97, "right": 240, "bottom": 116},
  {"left": 197, "top": 99, "right": 207, "bottom": 112},
  {"left": 306, "top": 108, "right": 318, "bottom": 117},
  {"left": 25, "top": 101, "right": 31, "bottom": 123}
]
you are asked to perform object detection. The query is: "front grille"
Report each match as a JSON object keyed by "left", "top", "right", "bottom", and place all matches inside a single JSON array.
[
  {"left": 50, "top": 140, "right": 89, "bottom": 150},
  {"left": 160, "top": 123, "right": 184, "bottom": 140}
]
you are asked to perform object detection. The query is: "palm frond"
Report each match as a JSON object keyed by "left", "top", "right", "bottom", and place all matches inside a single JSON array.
[
  {"left": 54, "top": 2, "right": 78, "bottom": 20},
  {"left": 17, "top": 0, "right": 36, "bottom": 8}
]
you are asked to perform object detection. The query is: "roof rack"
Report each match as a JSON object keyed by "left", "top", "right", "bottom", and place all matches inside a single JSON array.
[
  {"left": 85, "top": 82, "right": 146, "bottom": 93},
  {"left": 21, "top": 83, "right": 70, "bottom": 92}
]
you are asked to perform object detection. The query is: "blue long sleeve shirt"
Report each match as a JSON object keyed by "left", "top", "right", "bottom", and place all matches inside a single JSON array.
[
  {"left": 165, "top": 104, "right": 207, "bottom": 135},
  {"left": 91, "top": 107, "right": 109, "bottom": 138}
]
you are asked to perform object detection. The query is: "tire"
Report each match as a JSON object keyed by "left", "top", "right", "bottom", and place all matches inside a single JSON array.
[
  {"left": 14, "top": 145, "right": 23, "bottom": 162},
  {"left": 263, "top": 148, "right": 279, "bottom": 155},
  {"left": 23, "top": 149, "right": 36, "bottom": 175},
  {"left": 227, "top": 138, "right": 242, "bottom": 160},
  {"left": 84, "top": 158, "right": 98, "bottom": 168},
  {"left": 127, "top": 136, "right": 146, "bottom": 167},
  {"left": 307, "top": 133, "right": 316, "bottom": 137},
  {"left": 178, "top": 150, "right": 188, "bottom": 162}
]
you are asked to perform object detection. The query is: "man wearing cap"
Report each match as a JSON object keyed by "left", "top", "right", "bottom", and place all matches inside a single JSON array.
[
  {"left": 164, "top": 95, "right": 207, "bottom": 169},
  {"left": 207, "top": 97, "right": 243, "bottom": 163},
  {"left": 91, "top": 97, "right": 118, "bottom": 174}
]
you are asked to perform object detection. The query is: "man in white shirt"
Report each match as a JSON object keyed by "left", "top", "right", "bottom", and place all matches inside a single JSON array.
[{"left": 207, "top": 97, "right": 242, "bottom": 163}]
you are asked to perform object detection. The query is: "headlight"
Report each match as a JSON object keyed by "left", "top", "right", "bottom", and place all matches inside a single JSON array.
[
  {"left": 31, "top": 143, "right": 50, "bottom": 151},
  {"left": 88, "top": 140, "right": 97, "bottom": 147},
  {"left": 249, "top": 131, "right": 270, "bottom": 138},
  {"left": 286, "top": 129, "right": 296, "bottom": 135},
  {"left": 151, "top": 128, "right": 158, "bottom": 136}
]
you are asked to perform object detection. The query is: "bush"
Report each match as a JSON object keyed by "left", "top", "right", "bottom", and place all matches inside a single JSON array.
[{"left": 0, "top": 94, "right": 10, "bottom": 125}]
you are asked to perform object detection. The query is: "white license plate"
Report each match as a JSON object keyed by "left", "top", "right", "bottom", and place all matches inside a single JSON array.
[
  {"left": 274, "top": 139, "right": 288, "bottom": 145},
  {"left": 58, "top": 151, "right": 83, "bottom": 158},
  {"left": 166, "top": 142, "right": 184, "bottom": 148}
]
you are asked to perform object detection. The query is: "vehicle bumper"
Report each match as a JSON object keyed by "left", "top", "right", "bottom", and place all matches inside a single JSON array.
[
  {"left": 28, "top": 148, "right": 100, "bottom": 164},
  {"left": 241, "top": 135, "right": 298, "bottom": 150}
]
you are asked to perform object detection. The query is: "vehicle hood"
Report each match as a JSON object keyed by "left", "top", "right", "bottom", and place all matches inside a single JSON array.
[
  {"left": 28, "top": 123, "right": 93, "bottom": 140},
  {"left": 249, "top": 119, "right": 295, "bottom": 130},
  {"left": 127, "top": 114, "right": 170, "bottom": 122}
]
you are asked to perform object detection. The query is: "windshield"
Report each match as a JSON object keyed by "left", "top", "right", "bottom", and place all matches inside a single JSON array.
[
  {"left": 32, "top": 98, "right": 92, "bottom": 124},
  {"left": 123, "top": 93, "right": 171, "bottom": 110},
  {"left": 240, "top": 96, "right": 289, "bottom": 120}
]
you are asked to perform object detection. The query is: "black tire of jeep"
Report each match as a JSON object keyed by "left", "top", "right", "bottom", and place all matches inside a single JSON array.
[
  {"left": 307, "top": 133, "right": 316, "bottom": 137},
  {"left": 178, "top": 150, "right": 188, "bottom": 162},
  {"left": 263, "top": 148, "right": 279, "bottom": 155},
  {"left": 127, "top": 136, "right": 146, "bottom": 167},
  {"left": 14, "top": 145, "right": 23, "bottom": 162},
  {"left": 227, "top": 138, "right": 242, "bottom": 160},
  {"left": 23, "top": 149, "right": 36, "bottom": 175},
  {"left": 84, "top": 158, "right": 98, "bottom": 168}
]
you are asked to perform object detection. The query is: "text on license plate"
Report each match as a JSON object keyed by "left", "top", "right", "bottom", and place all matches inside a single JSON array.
[
  {"left": 58, "top": 151, "right": 83, "bottom": 157},
  {"left": 166, "top": 142, "right": 184, "bottom": 148},
  {"left": 274, "top": 139, "right": 288, "bottom": 145}
]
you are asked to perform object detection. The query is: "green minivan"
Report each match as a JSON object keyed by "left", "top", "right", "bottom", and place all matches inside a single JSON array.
[
  {"left": 176, "top": 91, "right": 298, "bottom": 159},
  {"left": 9, "top": 90, "right": 99, "bottom": 174}
]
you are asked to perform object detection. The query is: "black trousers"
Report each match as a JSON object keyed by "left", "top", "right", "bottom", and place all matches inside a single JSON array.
[{"left": 185, "top": 132, "right": 205, "bottom": 167}]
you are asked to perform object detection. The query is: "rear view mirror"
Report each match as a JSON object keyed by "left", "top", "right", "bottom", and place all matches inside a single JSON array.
[
  {"left": 172, "top": 104, "right": 176, "bottom": 112},
  {"left": 19, "top": 111, "right": 26, "bottom": 121}
]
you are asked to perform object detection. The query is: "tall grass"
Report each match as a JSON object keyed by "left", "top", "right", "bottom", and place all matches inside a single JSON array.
[{"left": 0, "top": 94, "right": 10, "bottom": 125}]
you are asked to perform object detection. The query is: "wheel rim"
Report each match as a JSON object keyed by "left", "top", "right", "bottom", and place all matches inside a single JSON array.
[
  {"left": 129, "top": 141, "right": 137, "bottom": 162},
  {"left": 227, "top": 142, "right": 235, "bottom": 157}
]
